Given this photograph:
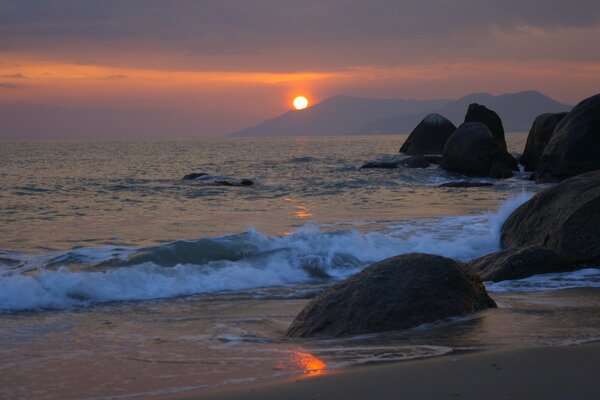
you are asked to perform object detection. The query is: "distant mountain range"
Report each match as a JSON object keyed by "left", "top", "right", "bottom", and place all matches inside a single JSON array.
[{"left": 231, "top": 91, "right": 572, "bottom": 137}]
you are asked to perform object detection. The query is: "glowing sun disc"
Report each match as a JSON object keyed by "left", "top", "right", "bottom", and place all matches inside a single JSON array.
[{"left": 293, "top": 96, "right": 309, "bottom": 110}]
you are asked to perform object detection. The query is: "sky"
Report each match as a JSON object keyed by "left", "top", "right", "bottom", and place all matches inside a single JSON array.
[{"left": 0, "top": 0, "right": 599, "bottom": 138}]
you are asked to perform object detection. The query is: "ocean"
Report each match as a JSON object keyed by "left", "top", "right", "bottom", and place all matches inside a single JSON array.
[{"left": 1, "top": 134, "right": 599, "bottom": 399}]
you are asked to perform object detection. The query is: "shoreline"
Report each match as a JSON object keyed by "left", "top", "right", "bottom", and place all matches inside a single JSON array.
[{"left": 174, "top": 341, "right": 600, "bottom": 400}]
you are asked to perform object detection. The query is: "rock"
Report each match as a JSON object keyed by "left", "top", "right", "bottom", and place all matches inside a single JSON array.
[
  {"left": 467, "top": 247, "right": 572, "bottom": 282},
  {"left": 521, "top": 112, "right": 568, "bottom": 172},
  {"left": 361, "top": 156, "right": 430, "bottom": 169},
  {"left": 438, "top": 182, "right": 494, "bottom": 188},
  {"left": 488, "top": 162, "right": 514, "bottom": 179},
  {"left": 536, "top": 93, "right": 600, "bottom": 183},
  {"left": 501, "top": 169, "right": 600, "bottom": 265},
  {"left": 182, "top": 172, "right": 208, "bottom": 180},
  {"left": 285, "top": 253, "right": 496, "bottom": 338},
  {"left": 215, "top": 179, "right": 254, "bottom": 187},
  {"left": 399, "top": 155, "right": 430, "bottom": 169},
  {"left": 399, "top": 113, "right": 457, "bottom": 155},
  {"left": 183, "top": 173, "right": 253, "bottom": 186},
  {"left": 440, "top": 122, "right": 518, "bottom": 178},
  {"left": 360, "top": 161, "right": 398, "bottom": 169},
  {"left": 464, "top": 103, "right": 507, "bottom": 150},
  {"left": 424, "top": 155, "right": 443, "bottom": 164}
]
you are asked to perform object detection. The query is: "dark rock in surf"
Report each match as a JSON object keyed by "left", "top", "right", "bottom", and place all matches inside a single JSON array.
[
  {"left": 399, "top": 113, "right": 457, "bottom": 155},
  {"left": 501, "top": 169, "right": 600, "bottom": 265},
  {"left": 424, "top": 155, "right": 443, "bottom": 164},
  {"left": 360, "top": 155, "right": 429, "bottom": 169},
  {"left": 440, "top": 122, "right": 518, "bottom": 178},
  {"left": 285, "top": 253, "right": 496, "bottom": 338},
  {"left": 215, "top": 179, "right": 254, "bottom": 187},
  {"left": 361, "top": 161, "right": 399, "bottom": 169},
  {"left": 464, "top": 103, "right": 507, "bottom": 150},
  {"left": 399, "top": 155, "right": 430, "bottom": 169},
  {"left": 536, "top": 93, "right": 600, "bottom": 183},
  {"left": 521, "top": 112, "right": 568, "bottom": 172},
  {"left": 467, "top": 247, "right": 572, "bottom": 282},
  {"left": 182, "top": 172, "right": 208, "bottom": 180},
  {"left": 488, "top": 162, "right": 514, "bottom": 179},
  {"left": 438, "top": 182, "right": 494, "bottom": 188}
]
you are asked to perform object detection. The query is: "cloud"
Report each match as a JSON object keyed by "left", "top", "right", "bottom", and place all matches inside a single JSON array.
[
  {"left": 0, "top": 0, "right": 598, "bottom": 71},
  {"left": 0, "top": 82, "right": 17, "bottom": 88},
  {"left": 102, "top": 74, "right": 128, "bottom": 80},
  {"left": 0, "top": 72, "right": 24, "bottom": 78}
]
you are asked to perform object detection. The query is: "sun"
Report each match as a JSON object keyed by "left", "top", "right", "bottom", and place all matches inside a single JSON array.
[{"left": 293, "top": 96, "right": 309, "bottom": 110}]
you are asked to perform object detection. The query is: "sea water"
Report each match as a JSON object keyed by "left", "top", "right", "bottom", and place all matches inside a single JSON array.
[{"left": 1, "top": 134, "right": 599, "bottom": 399}]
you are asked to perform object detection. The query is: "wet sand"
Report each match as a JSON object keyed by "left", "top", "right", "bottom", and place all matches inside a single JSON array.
[{"left": 188, "top": 342, "right": 600, "bottom": 400}]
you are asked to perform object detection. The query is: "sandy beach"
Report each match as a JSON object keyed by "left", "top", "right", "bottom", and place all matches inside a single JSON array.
[{"left": 190, "top": 342, "right": 600, "bottom": 400}]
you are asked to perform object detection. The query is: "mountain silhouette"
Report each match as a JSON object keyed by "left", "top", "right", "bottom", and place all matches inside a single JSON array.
[
  {"left": 231, "top": 91, "right": 571, "bottom": 137},
  {"left": 230, "top": 95, "right": 450, "bottom": 137}
]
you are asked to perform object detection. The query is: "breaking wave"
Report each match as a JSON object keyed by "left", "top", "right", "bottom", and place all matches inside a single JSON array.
[{"left": 5, "top": 192, "right": 585, "bottom": 313}]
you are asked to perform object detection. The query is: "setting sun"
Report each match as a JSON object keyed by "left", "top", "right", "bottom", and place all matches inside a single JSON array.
[{"left": 293, "top": 96, "right": 309, "bottom": 110}]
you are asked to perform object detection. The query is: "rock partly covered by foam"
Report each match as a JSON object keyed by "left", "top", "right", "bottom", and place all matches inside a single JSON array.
[
  {"left": 285, "top": 253, "right": 496, "bottom": 338},
  {"left": 501, "top": 169, "right": 600, "bottom": 265},
  {"left": 399, "top": 113, "right": 457, "bottom": 155},
  {"left": 521, "top": 112, "right": 568, "bottom": 172},
  {"left": 182, "top": 173, "right": 253, "bottom": 186},
  {"left": 440, "top": 122, "right": 518, "bottom": 178},
  {"left": 536, "top": 93, "right": 600, "bottom": 183},
  {"left": 464, "top": 103, "right": 507, "bottom": 150},
  {"left": 467, "top": 247, "right": 572, "bottom": 282}
]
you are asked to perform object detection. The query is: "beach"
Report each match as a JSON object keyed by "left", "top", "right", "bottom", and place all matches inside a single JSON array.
[{"left": 193, "top": 342, "right": 600, "bottom": 400}]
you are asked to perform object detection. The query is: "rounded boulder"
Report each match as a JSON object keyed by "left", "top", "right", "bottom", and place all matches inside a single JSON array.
[{"left": 285, "top": 253, "right": 496, "bottom": 338}]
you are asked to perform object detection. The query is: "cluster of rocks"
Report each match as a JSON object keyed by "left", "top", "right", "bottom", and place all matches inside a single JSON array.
[
  {"left": 363, "top": 93, "right": 599, "bottom": 185},
  {"left": 285, "top": 168, "right": 600, "bottom": 339}
]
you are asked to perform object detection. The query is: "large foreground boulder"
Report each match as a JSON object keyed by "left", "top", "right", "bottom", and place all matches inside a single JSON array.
[
  {"left": 501, "top": 169, "right": 600, "bottom": 265},
  {"left": 440, "top": 122, "right": 518, "bottom": 178},
  {"left": 520, "top": 112, "right": 568, "bottom": 172},
  {"left": 536, "top": 93, "right": 600, "bottom": 183},
  {"left": 464, "top": 103, "right": 507, "bottom": 150},
  {"left": 285, "top": 253, "right": 496, "bottom": 338},
  {"left": 467, "top": 247, "right": 571, "bottom": 282},
  {"left": 399, "top": 113, "right": 457, "bottom": 155}
]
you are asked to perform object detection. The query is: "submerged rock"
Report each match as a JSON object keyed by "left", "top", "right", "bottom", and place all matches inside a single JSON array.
[
  {"left": 501, "top": 169, "right": 600, "bottom": 265},
  {"left": 536, "top": 93, "right": 600, "bottom": 183},
  {"left": 182, "top": 172, "right": 208, "bottom": 180},
  {"left": 467, "top": 247, "right": 571, "bottom": 282},
  {"left": 399, "top": 113, "right": 457, "bottom": 155},
  {"left": 285, "top": 253, "right": 496, "bottom": 338},
  {"left": 440, "top": 122, "right": 518, "bottom": 178},
  {"left": 438, "top": 182, "right": 494, "bottom": 188},
  {"left": 360, "top": 161, "right": 399, "bottom": 169},
  {"left": 399, "top": 155, "right": 430, "bottom": 168},
  {"left": 520, "top": 112, "right": 568, "bottom": 172},
  {"left": 361, "top": 155, "right": 430, "bottom": 169},
  {"left": 182, "top": 173, "right": 253, "bottom": 186},
  {"left": 464, "top": 103, "right": 507, "bottom": 150}
]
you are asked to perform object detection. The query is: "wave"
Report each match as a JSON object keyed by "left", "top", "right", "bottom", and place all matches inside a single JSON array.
[
  {"left": 485, "top": 268, "right": 600, "bottom": 292},
  {"left": 0, "top": 192, "right": 546, "bottom": 312}
]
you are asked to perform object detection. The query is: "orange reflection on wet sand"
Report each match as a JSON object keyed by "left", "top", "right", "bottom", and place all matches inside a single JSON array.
[{"left": 291, "top": 351, "right": 327, "bottom": 376}]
